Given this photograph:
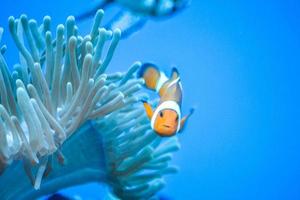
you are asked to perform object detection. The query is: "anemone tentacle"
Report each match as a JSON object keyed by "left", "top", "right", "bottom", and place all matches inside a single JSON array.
[{"left": 0, "top": 10, "right": 179, "bottom": 200}]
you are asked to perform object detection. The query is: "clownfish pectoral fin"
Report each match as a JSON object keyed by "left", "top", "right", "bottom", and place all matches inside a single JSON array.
[
  {"left": 141, "top": 100, "right": 154, "bottom": 120},
  {"left": 179, "top": 108, "right": 195, "bottom": 132}
]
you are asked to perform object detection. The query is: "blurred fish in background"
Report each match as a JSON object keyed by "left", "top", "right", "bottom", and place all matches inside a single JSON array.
[{"left": 76, "top": 0, "right": 190, "bottom": 38}]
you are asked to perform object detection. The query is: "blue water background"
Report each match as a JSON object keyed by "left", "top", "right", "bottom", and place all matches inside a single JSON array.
[{"left": 1, "top": 1, "right": 300, "bottom": 199}]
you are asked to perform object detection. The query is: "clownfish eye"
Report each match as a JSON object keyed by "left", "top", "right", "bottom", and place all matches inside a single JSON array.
[
  {"left": 175, "top": 115, "right": 178, "bottom": 122},
  {"left": 159, "top": 111, "right": 164, "bottom": 118}
]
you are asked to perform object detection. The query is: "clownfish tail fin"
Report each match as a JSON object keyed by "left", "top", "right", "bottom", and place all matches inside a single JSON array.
[{"left": 138, "top": 63, "right": 167, "bottom": 91}]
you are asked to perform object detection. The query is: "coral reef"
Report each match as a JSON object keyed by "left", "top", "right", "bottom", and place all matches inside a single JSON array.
[{"left": 0, "top": 10, "right": 180, "bottom": 200}]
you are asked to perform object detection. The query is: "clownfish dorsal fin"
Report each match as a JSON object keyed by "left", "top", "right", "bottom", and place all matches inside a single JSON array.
[
  {"left": 171, "top": 67, "right": 180, "bottom": 80},
  {"left": 166, "top": 67, "right": 181, "bottom": 89},
  {"left": 158, "top": 68, "right": 182, "bottom": 99}
]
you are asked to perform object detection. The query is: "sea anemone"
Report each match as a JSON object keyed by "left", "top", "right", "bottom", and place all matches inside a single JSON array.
[{"left": 0, "top": 10, "right": 180, "bottom": 199}]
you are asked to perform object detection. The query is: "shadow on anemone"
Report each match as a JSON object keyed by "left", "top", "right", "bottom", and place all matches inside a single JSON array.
[
  {"left": 47, "top": 193, "right": 173, "bottom": 200},
  {"left": 0, "top": 9, "right": 180, "bottom": 200}
]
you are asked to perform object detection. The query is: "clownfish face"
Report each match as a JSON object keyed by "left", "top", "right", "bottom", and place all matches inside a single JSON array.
[{"left": 153, "top": 109, "right": 179, "bottom": 136}]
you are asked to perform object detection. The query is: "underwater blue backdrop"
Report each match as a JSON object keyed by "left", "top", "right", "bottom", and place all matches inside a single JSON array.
[{"left": 1, "top": 0, "right": 300, "bottom": 199}]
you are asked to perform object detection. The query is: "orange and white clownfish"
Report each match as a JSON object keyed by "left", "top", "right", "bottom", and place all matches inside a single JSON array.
[{"left": 138, "top": 63, "right": 194, "bottom": 137}]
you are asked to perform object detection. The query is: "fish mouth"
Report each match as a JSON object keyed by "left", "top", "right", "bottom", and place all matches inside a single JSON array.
[
  {"left": 156, "top": 125, "right": 176, "bottom": 136},
  {"left": 163, "top": 124, "right": 172, "bottom": 128}
]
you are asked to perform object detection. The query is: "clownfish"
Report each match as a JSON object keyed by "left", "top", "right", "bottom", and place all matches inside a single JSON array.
[{"left": 138, "top": 63, "right": 193, "bottom": 137}]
